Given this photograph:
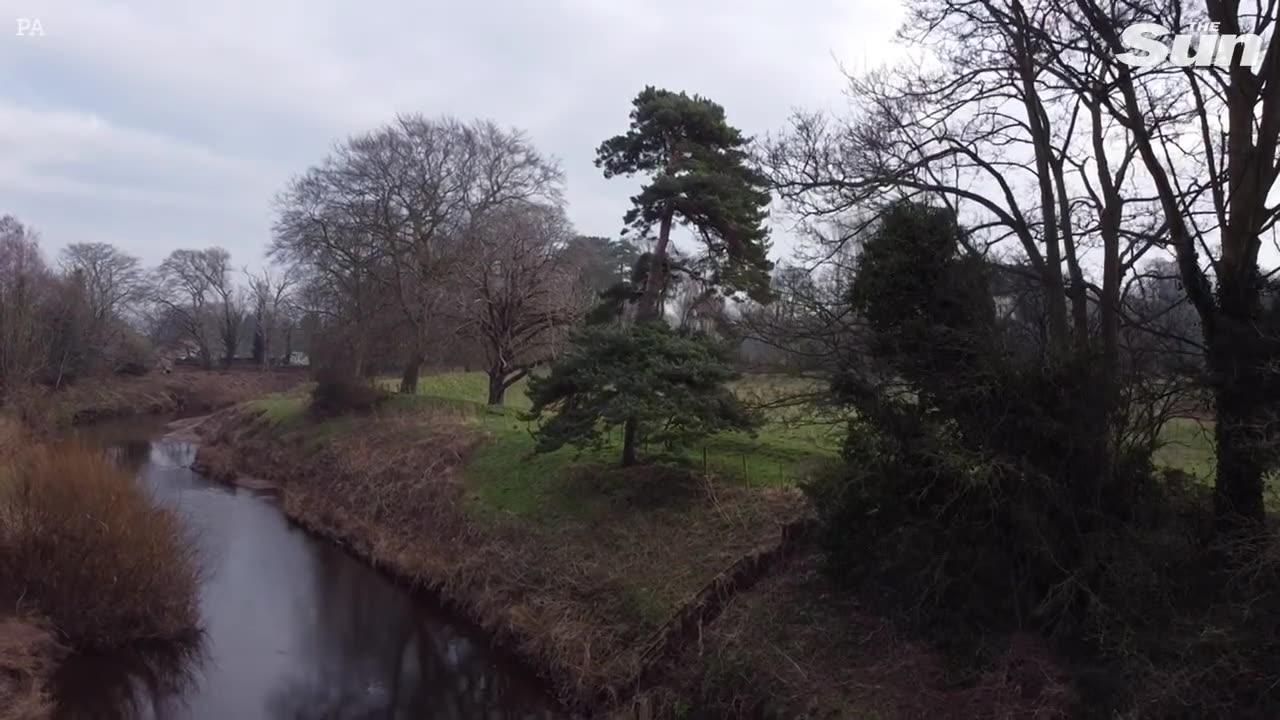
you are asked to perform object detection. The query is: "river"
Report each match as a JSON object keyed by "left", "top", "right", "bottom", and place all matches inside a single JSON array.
[{"left": 52, "top": 417, "right": 565, "bottom": 720}]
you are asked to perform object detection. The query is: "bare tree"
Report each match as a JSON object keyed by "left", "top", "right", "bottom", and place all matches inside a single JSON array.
[
  {"left": 1063, "top": 0, "right": 1280, "bottom": 524},
  {"left": 246, "top": 264, "right": 298, "bottom": 371},
  {"left": 155, "top": 248, "right": 238, "bottom": 370},
  {"left": 765, "top": 0, "right": 1185, "bottom": 514},
  {"left": 60, "top": 243, "right": 145, "bottom": 332},
  {"left": 272, "top": 115, "right": 562, "bottom": 391},
  {"left": 0, "top": 216, "right": 54, "bottom": 399},
  {"left": 59, "top": 242, "right": 146, "bottom": 371},
  {"left": 272, "top": 171, "right": 392, "bottom": 377},
  {"left": 455, "top": 203, "right": 578, "bottom": 405}
]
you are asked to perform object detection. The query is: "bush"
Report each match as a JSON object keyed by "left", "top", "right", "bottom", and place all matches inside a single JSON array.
[
  {"left": 0, "top": 445, "right": 200, "bottom": 648},
  {"left": 110, "top": 327, "right": 155, "bottom": 376},
  {"left": 308, "top": 371, "right": 388, "bottom": 418}
]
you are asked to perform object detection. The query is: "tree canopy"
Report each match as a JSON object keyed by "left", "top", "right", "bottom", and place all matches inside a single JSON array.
[
  {"left": 524, "top": 323, "right": 754, "bottom": 465},
  {"left": 596, "top": 86, "right": 773, "bottom": 319}
]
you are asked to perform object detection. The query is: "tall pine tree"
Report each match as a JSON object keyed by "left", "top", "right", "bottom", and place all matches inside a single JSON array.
[
  {"left": 596, "top": 86, "right": 773, "bottom": 322},
  {"left": 583, "top": 87, "right": 773, "bottom": 465}
]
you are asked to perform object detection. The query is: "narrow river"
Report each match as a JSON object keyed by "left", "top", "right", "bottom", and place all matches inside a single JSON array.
[{"left": 53, "top": 417, "right": 564, "bottom": 720}]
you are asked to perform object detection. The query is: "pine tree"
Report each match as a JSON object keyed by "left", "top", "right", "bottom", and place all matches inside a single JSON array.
[
  {"left": 524, "top": 323, "right": 754, "bottom": 463},
  {"left": 579, "top": 87, "right": 772, "bottom": 465},
  {"left": 596, "top": 86, "right": 773, "bottom": 321}
]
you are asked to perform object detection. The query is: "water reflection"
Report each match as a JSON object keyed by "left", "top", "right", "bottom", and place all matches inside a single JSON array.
[
  {"left": 55, "top": 422, "right": 562, "bottom": 720},
  {"left": 53, "top": 638, "right": 206, "bottom": 720}
]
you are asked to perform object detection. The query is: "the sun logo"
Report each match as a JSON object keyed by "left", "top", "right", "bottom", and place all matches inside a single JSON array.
[{"left": 1117, "top": 21, "right": 1266, "bottom": 71}]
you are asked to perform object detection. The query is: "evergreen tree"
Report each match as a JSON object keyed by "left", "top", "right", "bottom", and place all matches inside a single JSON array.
[
  {"left": 524, "top": 323, "right": 754, "bottom": 465},
  {"left": 595, "top": 86, "right": 773, "bottom": 320},
  {"left": 563, "top": 87, "right": 772, "bottom": 465}
]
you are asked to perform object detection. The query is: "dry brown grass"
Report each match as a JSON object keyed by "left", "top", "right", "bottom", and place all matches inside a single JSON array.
[
  {"left": 15, "top": 367, "right": 306, "bottom": 432},
  {"left": 0, "top": 444, "right": 200, "bottom": 649},
  {"left": 663, "top": 551, "right": 1075, "bottom": 719},
  {"left": 0, "top": 617, "right": 60, "bottom": 720},
  {"left": 0, "top": 416, "right": 27, "bottom": 457}
]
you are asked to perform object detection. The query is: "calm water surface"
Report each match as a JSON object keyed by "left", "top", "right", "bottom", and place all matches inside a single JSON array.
[{"left": 54, "top": 418, "right": 564, "bottom": 720}]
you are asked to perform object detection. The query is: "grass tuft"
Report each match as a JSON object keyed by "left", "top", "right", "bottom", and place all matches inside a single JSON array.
[{"left": 0, "top": 444, "right": 201, "bottom": 649}]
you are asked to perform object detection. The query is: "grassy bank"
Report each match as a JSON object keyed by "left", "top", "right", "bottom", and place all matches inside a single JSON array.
[
  {"left": 0, "top": 420, "right": 201, "bottom": 719},
  {"left": 196, "top": 372, "right": 1077, "bottom": 716}
]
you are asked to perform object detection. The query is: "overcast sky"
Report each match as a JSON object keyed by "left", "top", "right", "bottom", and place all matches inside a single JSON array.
[{"left": 1, "top": 0, "right": 903, "bottom": 268}]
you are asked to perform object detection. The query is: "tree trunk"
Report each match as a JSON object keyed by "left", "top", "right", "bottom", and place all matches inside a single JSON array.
[
  {"left": 1214, "top": 385, "right": 1267, "bottom": 525},
  {"left": 625, "top": 202, "right": 674, "bottom": 466},
  {"left": 637, "top": 205, "right": 675, "bottom": 323},
  {"left": 487, "top": 371, "right": 506, "bottom": 405},
  {"left": 622, "top": 418, "right": 638, "bottom": 467},
  {"left": 1011, "top": 20, "right": 1071, "bottom": 356},
  {"left": 399, "top": 349, "right": 423, "bottom": 394},
  {"left": 281, "top": 324, "right": 293, "bottom": 366},
  {"left": 1209, "top": 288, "right": 1269, "bottom": 525}
]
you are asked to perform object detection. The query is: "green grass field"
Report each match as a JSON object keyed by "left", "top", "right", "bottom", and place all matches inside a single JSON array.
[
  {"left": 1154, "top": 417, "right": 1216, "bottom": 480},
  {"left": 250, "top": 373, "right": 1238, "bottom": 522},
  {"left": 247, "top": 371, "right": 839, "bottom": 526},
  {"left": 392, "top": 372, "right": 839, "bottom": 525}
]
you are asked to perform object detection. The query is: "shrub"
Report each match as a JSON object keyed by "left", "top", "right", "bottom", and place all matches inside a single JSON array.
[
  {"left": 0, "top": 445, "right": 200, "bottom": 648},
  {"left": 112, "top": 329, "right": 154, "bottom": 376},
  {"left": 807, "top": 201, "right": 1280, "bottom": 713},
  {"left": 308, "top": 371, "right": 388, "bottom": 418}
]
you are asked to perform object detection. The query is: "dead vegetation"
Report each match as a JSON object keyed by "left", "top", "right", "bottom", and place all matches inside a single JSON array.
[
  {"left": 662, "top": 551, "right": 1075, "bottom": 719},
  {"left": 308, "top": 372, "right": 390, "bottom": 418},
  {"left": 0, "top": 437, "right": 200, "bottom": 718},
  {"left": 11, "top": 367, "right": 305, "bottom": 432},
  {"left": 0, "top": 444, "right": 201, "bottom": 648},
  {"left": 0, "top": 618, "right": 60, "bottom": 720}
]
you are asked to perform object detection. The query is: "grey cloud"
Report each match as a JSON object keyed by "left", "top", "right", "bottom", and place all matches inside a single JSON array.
[{"left": 0, "top": 0, "right": 902, "bottom": 266}]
